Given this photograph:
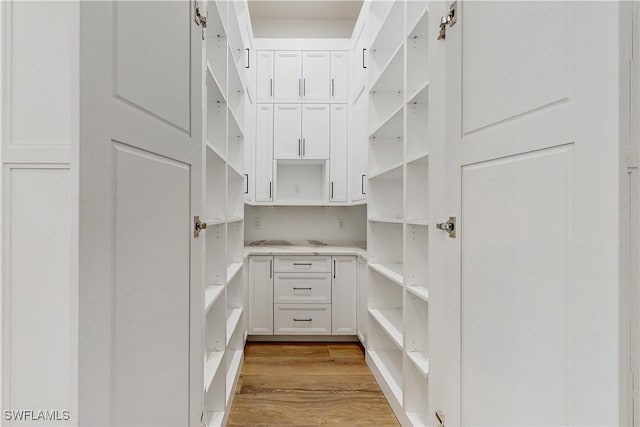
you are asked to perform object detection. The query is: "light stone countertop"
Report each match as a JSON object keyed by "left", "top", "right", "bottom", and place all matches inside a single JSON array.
[{"left": 244, "top": 242, "right": 367, "bottom": 261}]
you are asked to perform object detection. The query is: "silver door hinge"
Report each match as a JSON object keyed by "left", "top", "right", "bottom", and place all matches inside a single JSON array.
[
  {"left": 194, "top": 0, "right": 207, "bottom": 39},
  {"left": 437, "top": 1, "right": 457, "bottom": 40},
  {"left": 194, "top": 216, "right": 207, "bottom": 238},
  {"left": 436, "top": 216, "right": 456, "bottom": 238}
]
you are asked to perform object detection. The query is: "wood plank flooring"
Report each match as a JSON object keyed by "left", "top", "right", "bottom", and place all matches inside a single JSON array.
[{"left": 227, "top": 342, "right": 400, "bottom": 427}]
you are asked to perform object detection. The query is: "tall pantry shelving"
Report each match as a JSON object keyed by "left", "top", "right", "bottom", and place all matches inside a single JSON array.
[
  {"left": 365, "top": 1, "right": 431, "bottom": 426},
  {"left": 202, "top": 1, "right": 250, "bottom": 425}
]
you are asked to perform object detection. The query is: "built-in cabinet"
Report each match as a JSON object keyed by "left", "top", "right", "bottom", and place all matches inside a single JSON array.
[
  {"left": 248, "top": 255, "right": 357, "bottom": 336},
  {"left": 273, "top": 51, "right": 302, "bottom": 101},
  {"left": 330, "top": 105, "right": 348, "bottom": 202},
  {"left": 255, "top": 104, "right": 274, "bottom": 201}
]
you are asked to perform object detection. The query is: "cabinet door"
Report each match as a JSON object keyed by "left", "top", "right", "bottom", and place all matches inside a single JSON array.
[
  {"left": 332, "top": 256, "right": 357, "bottom": 335},
  {"left": 274, "top": 51, "right": 302, "bottom": 101},
  {"left": 256, "top": 51, "right": 274, "bottom": 102},
  {"left": 274, "top": 104, "right": 302, "bottom": 159},
  {"left": 330, "top": 104, "right": 348, "bottom": 202},
  {"left": 351, "top": 20, "right": 368, "bottom": 98},
  {"left": 351, "top": 90, "right": 368, "bottom": 201},
  {"left": 301, "top": 104, "right": 330, "bottom": 159},
  {"left": 302, "top": 51, "right": 331, "bottom": 100},
  {"left": 248, "top": 256, "right": 274, "bottom": 335},
  {"left": 356, "top": 257, "right": 368, "bottom": 345},
  {"left": 244, "top": 97, "right": 255, "bottom": 201},
  {"left": 330, "top": 51, "right": 348, "bottom": 101},
  {"left": 255, "top": 104, "right": 274, "bottom": 201}
]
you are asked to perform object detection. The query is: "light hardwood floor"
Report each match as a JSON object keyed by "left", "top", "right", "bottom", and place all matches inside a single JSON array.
[{"left": 227, "top": 342, "right": 400, "bottom": 426}]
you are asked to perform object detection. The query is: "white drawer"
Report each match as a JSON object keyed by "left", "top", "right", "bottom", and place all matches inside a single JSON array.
[
  {"left": 274, "top": 272, "right": 331, "bottom": 304},
  {"left": 274, "top": 256, "right": 331, "bottom": 273},
  {"left": 274, "top": 304, "right": 331, "bottom": 335}
]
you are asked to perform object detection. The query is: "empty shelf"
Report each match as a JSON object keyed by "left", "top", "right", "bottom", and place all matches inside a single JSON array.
[
  {"left": 205, "top": 285, "right": 225, "bottom": 313},
  {"left": 226, "top": 308, "right": 243, "bottom": 346},
  {"left": 406, "top": 351, "right": 429, "bottom": 378},
  {"left": 226, "top": 262, "right": 243, "bottom": 284},
  {"left": 369, "top": 262, "right": 403, "bottom": 286},
  {"left": 369, "top": 217, "right": 403, "bottom": 224},
  {"left": 407, "top": 285, "right": 429, "bottom": 303},
  {"left": 368, "top": 349, "right": 403, "bottom": 405},
  {"left": 369, "top": 308, "right": 403, "bottom": 349},
  {"left": 203, "top": 350, "right": 224, "bottom": 392}
]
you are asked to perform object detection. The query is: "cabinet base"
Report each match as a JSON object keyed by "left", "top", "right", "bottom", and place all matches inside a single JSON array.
[{"left": 247, "top": 335, "right": 359, "bottom": 343}]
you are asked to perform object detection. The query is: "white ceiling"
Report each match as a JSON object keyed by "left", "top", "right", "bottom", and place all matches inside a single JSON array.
[{"left": 248, "top": 0, "right": 364, "bottom": 38}]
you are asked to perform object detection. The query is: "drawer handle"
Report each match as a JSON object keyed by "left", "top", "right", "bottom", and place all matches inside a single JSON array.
[
  {"left": 293, "top": 318, "right": 312, "bottom": 322},
  {"left": 293, "top": 263, "right": 313, "bottom": 266},
  {"left": 293, "top": 287, "right": 312, "bottom": 290}
]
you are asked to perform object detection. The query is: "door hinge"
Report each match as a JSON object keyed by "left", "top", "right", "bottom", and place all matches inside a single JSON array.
[
  {"left": 436, "top": 216, "right": 456, "bottom": 238},
  {"left": 437, "top": 1, "right": 457, "bottom": 40},
  {"left": 194, "top": 0, "right": 207, "bottom": 39},
  {"left": 194, "top": 216, "right": 207, "bottom": 238}
]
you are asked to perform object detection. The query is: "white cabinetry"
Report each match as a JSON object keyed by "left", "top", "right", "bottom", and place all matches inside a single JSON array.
[
  {"left": 255, "top": 104, "right": 274, "bottom": 201},
  {"left": 330, "top": 104, "right": 348, "bottom": 202},
  {"left": 331, "top": 51, "right": 349, "bottom": 101},
  {"left": 332, "top": 256, "right": 357, "bottom": 335},
  {"left": 274, "top": 51, "right": 302, "bottom": 101},
  {"left": 302, "top": 51, "right": 331, "bottom": 100},
  {"left": 273, "top": 104, "right": 302, "bottom": 159},
  {"left": 256, "top": 51, "right": 274, "bottom": 102},
  {"left": 351, "top": 88, "right": 368, "bottom": 202},
  {"left": 248, "top": 256, "right": 274, "bottom": 335},
  {"left": 301, "top": 104, "right": 330, "bottom": 159},
  {"left": 248, "top": 254, "right": 357, "bottom": 338}
]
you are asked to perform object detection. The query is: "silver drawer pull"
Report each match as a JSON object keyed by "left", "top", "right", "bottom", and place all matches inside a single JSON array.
[
  {"left": 293, "top": 263, "right": 313, "bottom": 266},
  {"left": 293, "top": 287, "right": 312, "bottom": 290},
  {"left": 293, "top": 318, "right": 312, "bottom": 322}
]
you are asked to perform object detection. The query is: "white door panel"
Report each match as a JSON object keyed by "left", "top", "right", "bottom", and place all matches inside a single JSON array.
[
  {"left": 274, "top": 51, "right": 302, "bottom": 101},
  {"left": 461, "top": 2, "right": 569, "bottom": 134},
  {"left": 274, "top": 104, "right": 302, "bottom": 159},
  {"left": 256, "top": 104, "right": 274, "bottom": 201},
  {"left": 78, "top": 2, "right": 202, "bottom": 425},
  {"left": 248, "top": 257, "right": 274, "bottom": 335},
  {"left": 435, "top": 2, "right": 621, "bottom": 426},
  {"left": 330, "top": 104, "right": 348, "bottom": 201},
  {"left": 331, "top": 51, "right": 348, "bottom": 101},
  {"left": 302, "top": 104, "right": 330, "bottom": 159},
  {"left": 256, "top": 51, "right": 274, "bottom": 102},
  {"left": 331, "top": 256, "right": 357, "bottom": 335},
  {"left": 302, "top": 51, "right": 330, "bottom": 100}
]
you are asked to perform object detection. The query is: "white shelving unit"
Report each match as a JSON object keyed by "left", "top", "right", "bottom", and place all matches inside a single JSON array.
[
  {"left": 365, "top": 2, "right": 431, "bottom": 426},
  {"left": 203, "top": 1, "right": 249, "bottom": 425}
]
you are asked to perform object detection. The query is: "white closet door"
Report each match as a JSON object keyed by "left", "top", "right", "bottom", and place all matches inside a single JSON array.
[
  {"left": 435, "top": 2, "right": 621, "bottom": 426},
  {"left": 330, "top": 51, "right": 348, "bottom": 101},
  {"left": 302, "top": 51, "right": 331, "bottom": 100},
  {"left": 351, "top": 88, "right": 368, "bottom": 202},
  {"left": 301, "top": 104, "right": 330, "bottom": 159},
  {"left": 78, "top": 2, "right": 202, "bottom": 425},
  {"left": 330, "top": 104, "right": 348, "bottom": 202},
  {"left": 273, "top": 104, "right": 302, "bottom": 159},
  {"left": 274, "top": 51, "right": 302, "bottom": 101},
  {"left": 255, "top": 104, "right": 273, "bottom": 201},
  {"left": 256, "top": 51, "right": 274, "bottom": 102}
]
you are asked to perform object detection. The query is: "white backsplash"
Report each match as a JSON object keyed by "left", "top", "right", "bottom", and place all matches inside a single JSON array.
[{"left": 244, "top": 205, "right": 367, "bottom": 243}]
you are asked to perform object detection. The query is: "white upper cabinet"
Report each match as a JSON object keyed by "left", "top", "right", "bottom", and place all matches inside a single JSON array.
[
  {"left": 274, "top": 104, "right": 302, "bottom": 159},
  {"left": 330, "top": 51, "right": 349, "bottom": 101},
  {"left": 302, "top": 51, "right": 331, "bottom": 100},
  {"left": 351, "top": 88, "right": 368, "bottom": 202},
  {"left": 351, "top": 19, "right": 369, "bottom": 97},
  {"left": 330, "top": 104, "right": 348, "bottom": 201},
  {"left": 302, "top": 104, "right": 330, "bottom": 159},
  {"left": 274, "top": 51, "right": 302, "bottom": 101},
  {"left": 256, "top": 51, "right": 274, "bottom": 102},
  {"left": 256, "top": 104, "right": 274, "bottom": 201}
]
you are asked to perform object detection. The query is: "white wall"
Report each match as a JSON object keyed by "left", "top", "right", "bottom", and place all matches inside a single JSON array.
[{"left": 245, "top": 205, "right": 367, "bottom": 243}]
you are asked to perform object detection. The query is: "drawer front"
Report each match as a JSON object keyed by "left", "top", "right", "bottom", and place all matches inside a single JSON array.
[
  {"left": 274, "top": 273, "right": 331, "bottom": 304},
  {"left": 274, "top": 256, "right": 331, "bottom": 273},
  {"left": 274, "top": 304, "right": 331, "bottom": 335}
]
